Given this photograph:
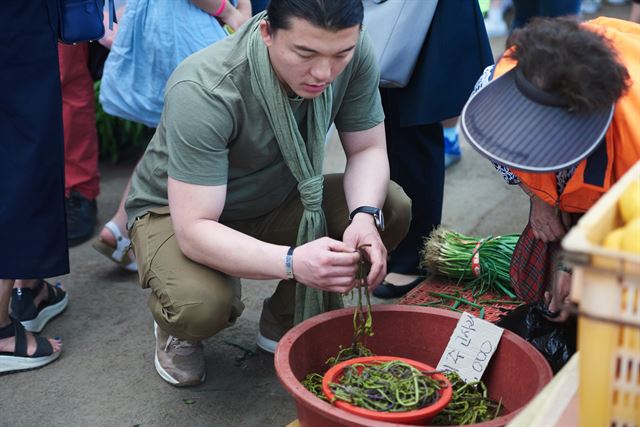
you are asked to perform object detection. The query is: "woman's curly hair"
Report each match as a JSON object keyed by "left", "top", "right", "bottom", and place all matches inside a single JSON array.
[{"left": 507, "top": 17, "right": 630, "bottom": 112}]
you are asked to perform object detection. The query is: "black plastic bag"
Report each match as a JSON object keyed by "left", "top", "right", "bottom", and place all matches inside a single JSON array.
[{"left": 497, "top": 303, "right": 577, "bottom": 373}]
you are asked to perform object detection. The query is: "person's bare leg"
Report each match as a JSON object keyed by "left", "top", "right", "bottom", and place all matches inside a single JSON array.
[
  {"left": 0, "top": 280, "right": 12, "bottom": 327},
  {"left": 441, "top": 117, "right": 458, "bottom": 129},
  {"left": 0, "top": 279, "right": 62, "bottom": 355},
  {"left": 99, "top": 174, "right": 132, "bottom": 246}
]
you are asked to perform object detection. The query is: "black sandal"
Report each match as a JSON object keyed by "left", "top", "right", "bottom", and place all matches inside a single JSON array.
[
  {"left": 0, "top": 317, "right": 60, "bottom": 374},
  {"left": 11, "top": 280, "right": 68, "bottom": 333}
]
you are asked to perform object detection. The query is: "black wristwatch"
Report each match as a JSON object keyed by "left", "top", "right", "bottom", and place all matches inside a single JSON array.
[{"left": 349, "top": 206, "right": 385, "bottom": 231}]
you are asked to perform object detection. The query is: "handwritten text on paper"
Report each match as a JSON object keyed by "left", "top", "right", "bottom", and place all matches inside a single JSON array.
[{"left": 436, "top": 312, "right": 503, "bottom": 383}]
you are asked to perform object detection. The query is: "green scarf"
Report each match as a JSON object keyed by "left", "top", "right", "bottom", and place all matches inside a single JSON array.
[{"left": 247, "top": 21, "right": 343, "bottom": 323}]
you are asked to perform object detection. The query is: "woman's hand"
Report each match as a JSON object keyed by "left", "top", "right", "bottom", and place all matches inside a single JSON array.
[
  {"left": 529, "top": 193, "right": 566, "bottom": 242},
  {"left": 191, "top": 0, "right": 251, "bottom": 31},
  {"left": 218, "top": 0, "right": 252, "bottom": 30},
  {"left": 545, "top": 270, "right": 572, "bottom": 322}
]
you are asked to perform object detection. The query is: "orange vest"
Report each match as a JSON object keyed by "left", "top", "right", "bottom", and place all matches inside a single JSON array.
[{"left": 493, "top": 17, "right": 640, "bottom": 212}]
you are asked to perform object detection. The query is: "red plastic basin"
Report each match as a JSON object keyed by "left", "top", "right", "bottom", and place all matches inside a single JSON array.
[
  {"left": 322, "top": 356, "right": 452, "bottom": 424},
  {"left": 274, "top": 305, "right": 552, "bottom": 427}
]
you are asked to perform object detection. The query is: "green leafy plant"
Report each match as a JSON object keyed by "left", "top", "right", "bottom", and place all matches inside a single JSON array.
[
  {"left": 432, "top": 371, "right": 502, "bottom": 425},
  {"left": 329, "top": 360, "right": 445, "bottom": 412}
]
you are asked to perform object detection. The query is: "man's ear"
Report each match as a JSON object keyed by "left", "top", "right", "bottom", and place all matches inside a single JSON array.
[{"left": 259, "top": 20, "right": 273, "bottom": 47}]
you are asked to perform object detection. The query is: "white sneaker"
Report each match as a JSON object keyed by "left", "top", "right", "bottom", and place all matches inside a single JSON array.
[
  {"left": 256, "top": 332, "right": 278, "bottom": 354},
  {"left": 256, "top": 298, "right": 290, "bottom": 354}
]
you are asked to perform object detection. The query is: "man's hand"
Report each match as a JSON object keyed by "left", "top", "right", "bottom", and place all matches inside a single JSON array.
[
  {"left": 342, "top": 214, "right": 387, "bottom": 290},
  {"left": 292, "top": 237, "right": 360, "bottom": 294},
  {"left": 529, "top": 194, "right": 566, "bottom": 242},
  {"left": 545, "top": 270, "right": 572, "bottom": 322}
]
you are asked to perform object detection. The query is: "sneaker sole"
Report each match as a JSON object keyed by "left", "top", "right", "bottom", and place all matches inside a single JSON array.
[
  {"left": 21, "top": 294, "right": 69, "bottom": 333},
  {"left": 153, "top": 323, "right": 206, "bottom": 387},
  {"left": 0, "top": 351, "right": 61, "bottom": 374},
  {"left": 256, "top": 332, "right": 278, "bottom": 354}
]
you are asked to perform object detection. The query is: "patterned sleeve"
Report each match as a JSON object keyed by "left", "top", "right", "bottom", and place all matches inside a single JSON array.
[
  {"left": 472, "top": 65, "right": 521, "bottom": 186},
  {"left": 471, "top": 65, "right": 495, "bottom": 96}
]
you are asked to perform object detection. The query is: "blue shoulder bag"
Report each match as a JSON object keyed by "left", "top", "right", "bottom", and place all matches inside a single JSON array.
[{"left": 58, "top": 0, "right": 117, "bottom": 44}]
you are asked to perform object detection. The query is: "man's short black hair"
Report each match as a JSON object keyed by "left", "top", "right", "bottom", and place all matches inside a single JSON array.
[
  {"left": 507, "top": 17, "right": 630, "bottom": 112},
  {"left": 267, "top": 0, "right": 363, "bottom": 33}
]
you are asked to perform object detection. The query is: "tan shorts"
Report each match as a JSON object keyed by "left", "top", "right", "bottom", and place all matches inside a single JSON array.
[{"left": 129, "top": 174, "right": 411, "bottom": 341}]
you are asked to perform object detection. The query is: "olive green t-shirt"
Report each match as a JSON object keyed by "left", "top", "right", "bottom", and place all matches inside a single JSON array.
[{"left": 125, "top": 14, "right": 384, "bottom": 227}]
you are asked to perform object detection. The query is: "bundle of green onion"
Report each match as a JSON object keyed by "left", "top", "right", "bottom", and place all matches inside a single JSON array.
[
  {"left": 421, "top": 227, "right": 519, "bottom": 298},
  {"left": 329, "top": 360, "right": 444, "bottom": 412}
]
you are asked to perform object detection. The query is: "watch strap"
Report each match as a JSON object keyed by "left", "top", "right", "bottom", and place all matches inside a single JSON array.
[
  {"left": 348, "top": 206, "right": 378, "bottom": 221},
  {"left": 285, "top": 246, "right": 295, "bottom": 280}
]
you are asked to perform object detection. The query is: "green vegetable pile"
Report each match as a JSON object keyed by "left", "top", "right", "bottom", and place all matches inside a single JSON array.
[
  {"left": 330, "top": 360, "right": 444, "bottom": 412},
  {"left": 301, "top": 342, "right": 373, "bottom": 402},
  {"left": 432, "top": 371, "right": 503, "bottom": 425},
  {"left": 301, "top": 245, "right": 504, "bottom": 424},
  {"left": 421, "top": 227, "right": 520, "bottom": 298}
]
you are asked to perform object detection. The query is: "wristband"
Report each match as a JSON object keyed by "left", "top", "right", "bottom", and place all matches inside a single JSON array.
[
  {"left": 285, "top": 246, "right": 295, "bottom": 280},
  {"left": 211, "top": 0, "right": 227, "bottom": 17}
]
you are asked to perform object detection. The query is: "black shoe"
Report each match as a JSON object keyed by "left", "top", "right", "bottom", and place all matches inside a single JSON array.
[
  {"left": 372, "top": 276, "right": 425, "bottom": 299},
  {"left": 66, "top": 190, "right": 97, "bottom": 247}
]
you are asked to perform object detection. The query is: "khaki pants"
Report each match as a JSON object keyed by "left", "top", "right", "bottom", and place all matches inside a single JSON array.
[{"left": 130, "top": 174, "right": 411, "bottom": 341}]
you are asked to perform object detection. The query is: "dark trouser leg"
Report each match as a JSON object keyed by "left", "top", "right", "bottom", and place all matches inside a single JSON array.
[{"left": 385, "top": 122, "right": 444, "bottom": 275}]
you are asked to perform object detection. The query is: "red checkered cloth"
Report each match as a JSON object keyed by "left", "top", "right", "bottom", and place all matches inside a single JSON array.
[{"left": 509, "top": 222, "right": 560, "bottom": 303}]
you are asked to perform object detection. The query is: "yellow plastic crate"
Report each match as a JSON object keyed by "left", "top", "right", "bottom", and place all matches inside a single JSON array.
[{"left": 563, "top": 160, "right": 640, "bottom": 427}]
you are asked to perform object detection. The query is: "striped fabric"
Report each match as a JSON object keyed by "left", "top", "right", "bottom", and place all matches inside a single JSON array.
[{"left": 463, "top": 68, "right": 612, "bottom": 172}]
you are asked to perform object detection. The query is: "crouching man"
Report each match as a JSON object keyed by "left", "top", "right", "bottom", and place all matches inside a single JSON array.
[{"left": 125, "top": 0, "right": 411, "bottom": 386}]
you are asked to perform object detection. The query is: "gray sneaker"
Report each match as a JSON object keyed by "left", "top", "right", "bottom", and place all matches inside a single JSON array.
[
  {"left": 257, "top": 298, "right": 293, "bottom": 354},
  {"left": 154, "top": 323, "right": 206, "bottom": 386}
]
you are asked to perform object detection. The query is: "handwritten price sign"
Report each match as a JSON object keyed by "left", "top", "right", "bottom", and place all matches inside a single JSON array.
[{"left": 436, "top": 312, "right": 503, "bottom": 383}]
